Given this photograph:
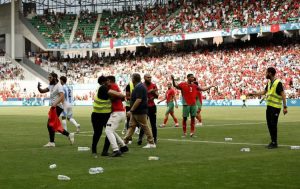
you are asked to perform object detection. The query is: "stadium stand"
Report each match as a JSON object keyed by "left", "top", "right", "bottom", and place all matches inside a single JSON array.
[
  {"left": 74, "top": 10, "right": 98, "bottom": 42},
  {"left": 97, "top": 9, "right": 143, "bottom": 40},
  {"left": 27, "top": 0, "right": 299, "bottom": 40},
  {"left": 154, "top": 0, "right": 300, "bottom": 36},
  {"left": 0, "top": 56, "right": 24, "bottom": 80},
  {"left": 38, "top": 39, "right": 300, "bottom": 100},
  {"left": 30, "top": 12, "right": 76, "bottom": 43}
]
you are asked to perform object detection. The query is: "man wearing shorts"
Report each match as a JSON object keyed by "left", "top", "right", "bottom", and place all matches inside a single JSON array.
[
  {"left": 172, "top": 74, "right": 214, "bottom": 137},
  {"left": 60, "top": 76, "right": 80, "bottom": 133},
  {"left": 158, "top": 83, "right": 179, "bottom": 127}
]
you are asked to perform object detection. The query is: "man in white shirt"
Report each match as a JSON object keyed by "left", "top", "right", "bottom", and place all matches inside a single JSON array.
[{"left": 38, "top": 72, "right": 75, "bottom": 147}]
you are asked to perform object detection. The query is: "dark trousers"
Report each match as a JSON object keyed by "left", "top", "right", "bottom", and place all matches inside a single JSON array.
[
  {"left": 139, "top": 106, "right": 157, "bottom": 143},
  {"left": 266, "top": 106, "right": 281, "bottom": 144},
  {"left": 126, "top": 106, "right": 130, "bottom": 130},
  {"left": 47, "top": 106, "right": 69, "bottom": 142},
  {"left": 91, "top": 112, "right": 111, "bottom": 154}
]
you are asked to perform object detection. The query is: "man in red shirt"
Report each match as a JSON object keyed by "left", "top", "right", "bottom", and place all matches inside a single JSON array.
[
  {"left": 138, "top": 74, "right": 159, "bottom": 144},
  {"left": 105, "top": 76, "right": 129, "bottom": 157},
  {"left": 172, "top": 74, "right": 214, "bottom": 137},
  {"left": 158, "top": 83, "right": 179, "bottom": 127}
]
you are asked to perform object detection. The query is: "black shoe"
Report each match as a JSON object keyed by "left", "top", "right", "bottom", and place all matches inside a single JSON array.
[
  {"left": 120, "top": 146, "right": 129, "bottom": 153},
  {"left": 137, "top": 140, "right": 142, "bottom": 145},
  {"left": 266, "top": 142, "right": 278, "bottom": 149},
  {"left": 101, "top": 151, "right": 109, "bottom": 156},
  {"left": 110, "top": 150, "right": 122, "bottom": 157}
]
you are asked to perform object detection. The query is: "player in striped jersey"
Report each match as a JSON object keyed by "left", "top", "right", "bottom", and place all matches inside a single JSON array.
[{"left": 60, "top": 76, "right": 80, "bottom": 133}]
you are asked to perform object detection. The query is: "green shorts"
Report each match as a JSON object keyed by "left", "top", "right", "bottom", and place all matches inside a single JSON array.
[
  {"left": 196, "top": 99, "right": 202, "bottom": 110},
  {"left": 182, "top": 105, "right": 197, "bottom": 117},
  {"left": 166, "top": 102, "right": 175, "bottom": 115}
]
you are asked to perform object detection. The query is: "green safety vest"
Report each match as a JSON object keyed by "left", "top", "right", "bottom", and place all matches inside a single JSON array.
[
  {"left": 93, "top": 87, "right": 111, "bottom": 113},
  {"left": 266, "top": 79, "right": 283, "bottom": 109},
  {"left": 125, "top": 82, "right": 134, "bottom": 106}
]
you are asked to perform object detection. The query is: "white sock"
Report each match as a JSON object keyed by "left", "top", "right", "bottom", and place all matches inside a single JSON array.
[
  {"left": 70, "top": 118, "right": 79, "bottom": 127},
  {"left": 62, "top": 119, "right": 67, "bottom": 130}
]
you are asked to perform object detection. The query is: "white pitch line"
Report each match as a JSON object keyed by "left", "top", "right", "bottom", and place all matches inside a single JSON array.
[
  {"left": 161, "top": 138, "right": 294, "bottom": 147},
  {"left": 76, "top": 134, "right": 297, "bottom": 147},
  {"left": 160, "top": 120, "right": 299, "bottom": 128},
  {"left": 78, "top": 131, "right": 94, "bottom": 134},
  {"left": 78, "top": 120, "right": 299, "bottom": 134}
]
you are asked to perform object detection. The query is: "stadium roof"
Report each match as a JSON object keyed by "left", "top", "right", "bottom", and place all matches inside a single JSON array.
[{"left": 1, "top": 0, "right": 162, "bottom": 14}]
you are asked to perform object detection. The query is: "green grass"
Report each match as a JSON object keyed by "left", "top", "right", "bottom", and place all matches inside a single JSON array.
[{"left": 0, "top": 106, "right": 300, "bottom": 189}]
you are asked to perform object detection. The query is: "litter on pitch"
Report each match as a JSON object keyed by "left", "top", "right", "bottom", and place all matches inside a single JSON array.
[
  {"left": 240, "top": 148, "right": 250, "bottom": 152},
  {"left": 224, "top": 137, "right": 233, "bottom": 141},
  {"left": 148, "top": 156, "right": 160, "bottom": 160},
  {"left": 57, "top": 175, "right": 71, "bottom": 181},
  {"left": 49, "top": 164, "right": 56, "bottom": 169},
  {"left": 89, "top": 167, "right": 104, "bottom": 174},
  {"left": 290, "top": 146, "right": 300, "bottom": 150},
  {"left": 78, "top": 147, "right": 90, "bottom": 151}
]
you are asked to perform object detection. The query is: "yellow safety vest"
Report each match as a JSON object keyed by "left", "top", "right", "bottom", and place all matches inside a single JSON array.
[
  {"left": 93, "top": 86, "right": 111, "bottom": 113},
  {"left": 241, "top": 95, "right": 246, "bottom": 100},
  {"left": 266, "top": 79, "right": 282, "bottom": 109},
  {"left": 125, "top": 82, "right": 134, "bottom": 106}
]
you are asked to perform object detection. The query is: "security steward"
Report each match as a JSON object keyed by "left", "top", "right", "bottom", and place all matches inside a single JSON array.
[
  {"left": 91, "top": 76, "right": 112, "bottom": 157},
  {"left": 248, "top": 67, "right": 288, "bottom": 149}
]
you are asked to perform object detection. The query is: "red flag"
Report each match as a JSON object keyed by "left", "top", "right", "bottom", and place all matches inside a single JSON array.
[
  {"left": 48, "top": 107, "right": 64, "bottom": 132},
  {"left": 110, "top": 38, "right": 114, "bottom": 49},
  {"left": 270, "top": 24, "right": 280, "bottom": 33}
]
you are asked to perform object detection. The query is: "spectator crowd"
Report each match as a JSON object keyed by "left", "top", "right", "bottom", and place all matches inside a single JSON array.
[
  {"left": 29, "top": 0, "right": 299, "bottom": 42},
  {"left": 37, "top": 39, "right": 300, "bottom": 100}
]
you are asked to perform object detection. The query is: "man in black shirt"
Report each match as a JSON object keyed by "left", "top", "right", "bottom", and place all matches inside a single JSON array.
[
  {"left": 248, "top": 67, "right": 288, "bottom": 149},
  {"left": 124, "top": 73, "right": 156, "bottom": 148}
]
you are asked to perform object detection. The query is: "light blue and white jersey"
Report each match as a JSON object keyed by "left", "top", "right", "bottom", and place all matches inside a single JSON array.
[{"left": 63, "top": 84, "right": 73, "bottom": 106}]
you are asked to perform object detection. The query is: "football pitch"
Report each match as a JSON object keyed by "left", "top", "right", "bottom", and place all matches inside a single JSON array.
[{"left": 0, "top": 106, "right": 299, "bottom": 189}]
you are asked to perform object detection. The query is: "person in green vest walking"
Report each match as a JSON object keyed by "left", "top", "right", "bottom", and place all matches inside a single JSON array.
[{"left": 248, "top": 67, "right": 288, "bottom": 149}]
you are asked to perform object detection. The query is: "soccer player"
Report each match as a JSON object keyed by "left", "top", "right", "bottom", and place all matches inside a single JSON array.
[
  {"left": 248, "top": 67, "right": 288, "bottom": 149},
  {"left": 104, "top": 76, "right": 129, "bottom": 157},
  {"left": 193, "top": 81, "right": 203, "bottom": 126},
  {"left": 171, "top": 74, "right": 215, "bottom": 137},
  {"left": 157, "top": 82, "right": 179, "bottom": 128},
  {"left": 38, "top": 72, "right": 74, "bottom": 147},
  {"left": 59, "top": 76, "right": 80, "bottom": 133},
  {"left": 138, "top": 73, "right": 159, "bottom": 144}
]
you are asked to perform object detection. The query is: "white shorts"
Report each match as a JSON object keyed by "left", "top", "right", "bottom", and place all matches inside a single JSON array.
[{"left": 61, "top": 107, "right": 73, "bottom": 119}]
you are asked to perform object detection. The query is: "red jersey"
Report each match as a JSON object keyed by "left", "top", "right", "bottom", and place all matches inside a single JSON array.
[
  {"left": 110, "top": 83, "right": 125, "bottom": 112},
  {"left": 196, "top": 90, "right": 203, "bottom": 104},
  {"left": 178, "top": 82, "right": 198, "bottom": 105},
  {"left": 166, "top": 88, "right": 176, "bottom": 103},
  {"left": 144, "top": 82, "right": 158, "bottom": 107}
]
